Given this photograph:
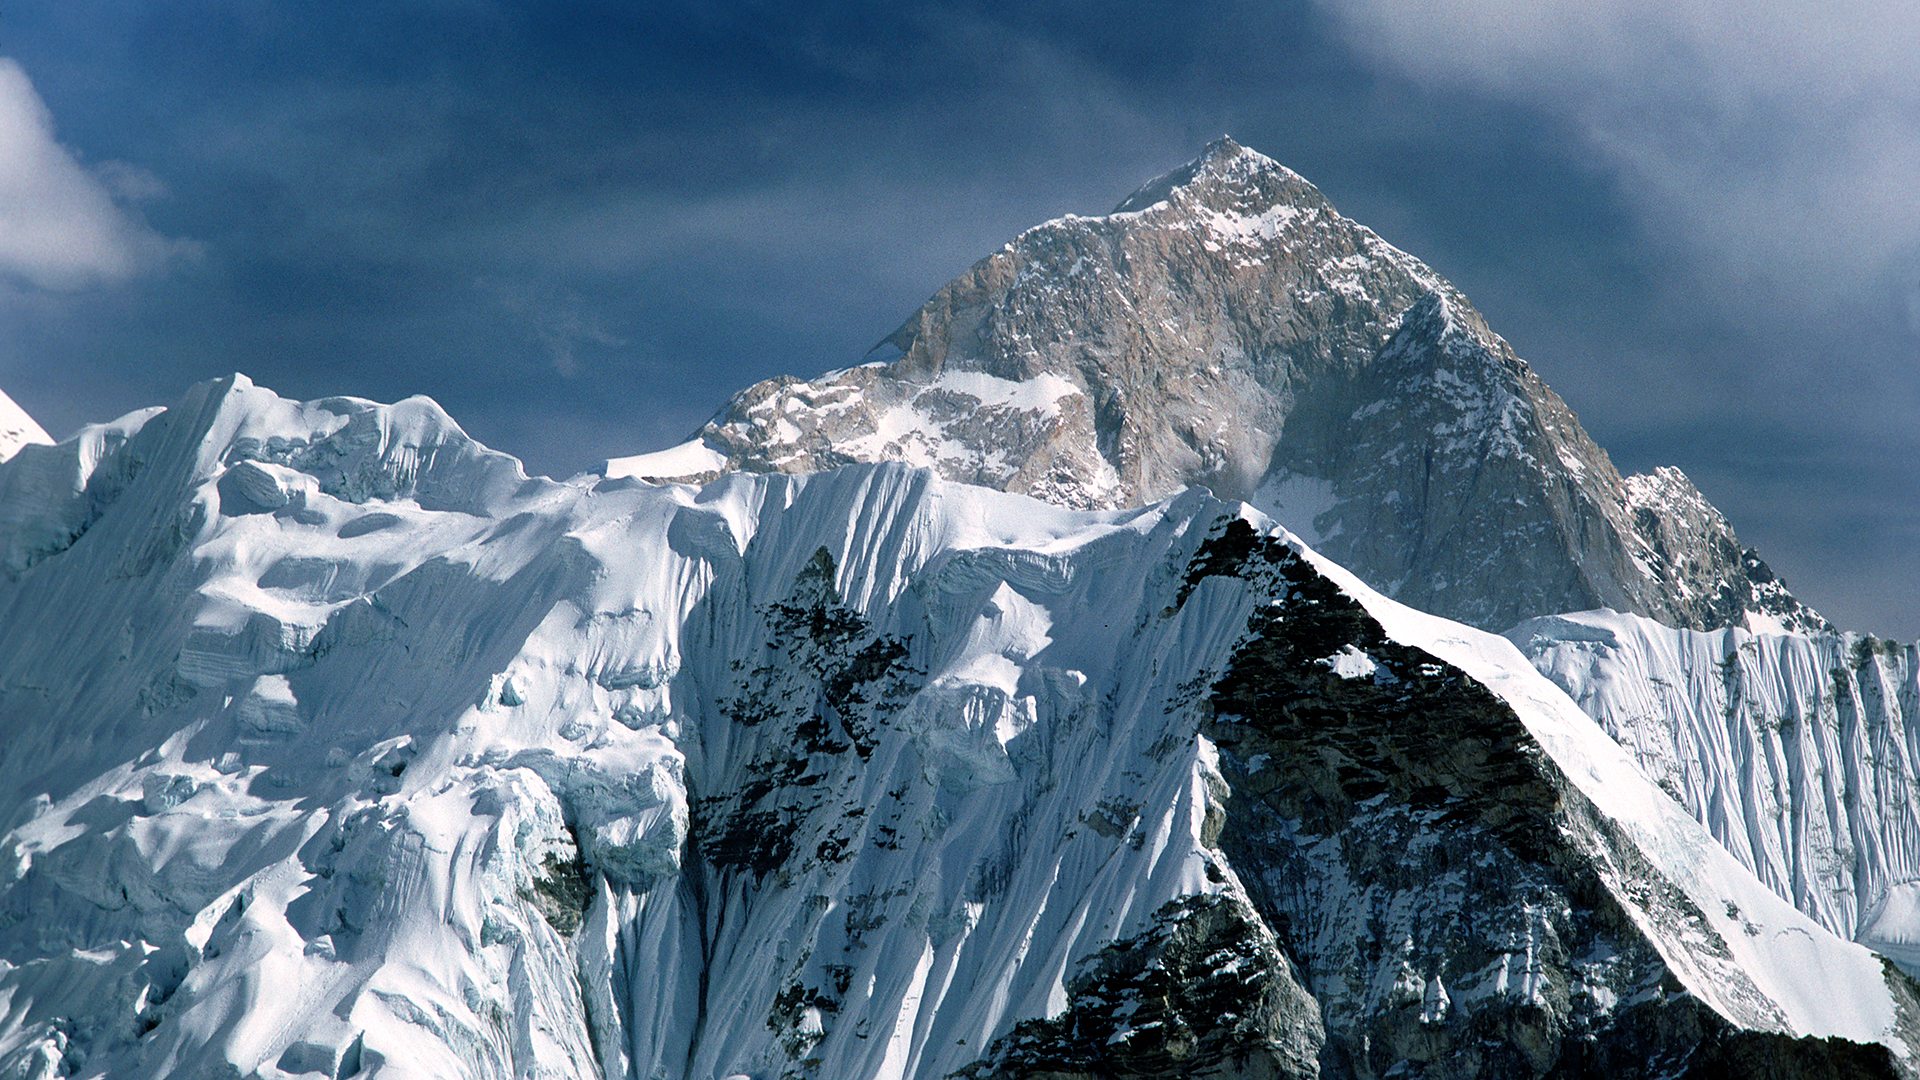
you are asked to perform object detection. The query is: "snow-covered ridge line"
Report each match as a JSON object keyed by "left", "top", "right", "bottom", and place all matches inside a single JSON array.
[
  {"left": 1511, "top": 608, "right": 1920, "bottom": 967},
  {"left": 609, "top": 137, "right": 1822, "bottom": 636},
  {"left": 0, "top": 376, "right": 1910, "bottom": 1078},
  {"left": 1315, "top": 560, "right": 1905, "bottom": 1045},
  {"left": 0, "top": 386, "right": 52, "bottom": 463}
]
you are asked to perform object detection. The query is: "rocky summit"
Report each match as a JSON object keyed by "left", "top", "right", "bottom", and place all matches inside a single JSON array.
[{"left": 612, "top": 138, "right": 1821, "bottom": 635}]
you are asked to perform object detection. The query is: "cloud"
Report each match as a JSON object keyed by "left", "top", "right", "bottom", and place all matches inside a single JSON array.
[
  {"left": 0, "top": 58, "right": 184, "bottom": 289},
  {"left": 1313, "top": 2, "right": 1920, "bottom": 314},
  {"left": 480, "top": 278, "right": 627, "bottom": 378}
]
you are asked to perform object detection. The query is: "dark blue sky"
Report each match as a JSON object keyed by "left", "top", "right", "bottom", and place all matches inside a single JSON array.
[{"left": 3, "top": 2, "right": 1918, "bottom": 636}]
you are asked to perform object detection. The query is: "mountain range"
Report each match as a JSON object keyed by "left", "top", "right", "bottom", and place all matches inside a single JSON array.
[
  {"left": 610, "top": 139, "right": 1822, "bottom": 637},
  {"left": 0, "top": 140, "right": 1910, "bottom": 1079}
]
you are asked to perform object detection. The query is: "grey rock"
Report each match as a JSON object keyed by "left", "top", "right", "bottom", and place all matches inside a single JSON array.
[
  {"left": 642, "top": 138, "right": 1820, "bottom": 633},
  {"left": 215, "top": 460, "right": 290, "bottom": 514},
  {"left": 956, "top": 894, "right": 1325, "bottom": 1080}
]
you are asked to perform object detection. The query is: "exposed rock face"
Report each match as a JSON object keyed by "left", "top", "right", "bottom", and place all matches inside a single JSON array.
[
  {"left": 1620, "top": 468, "right": 1825, "bottom": 634},
  {"left": 611, "top": 139, "right": 1817, "bottom": 634},
  {"left": 958, "top": 894, "right": 1324, "bottom": 1080},
  {"left": 0, "top": 378, "right": 1906, "bottom": 1078}
]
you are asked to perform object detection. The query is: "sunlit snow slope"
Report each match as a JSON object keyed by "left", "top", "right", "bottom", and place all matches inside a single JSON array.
[
  {"left": 1512, "top": 610, "right": 1920, "bottom": 973},
  {"left": 1, "top": 377, "right": 1913, "bottom": 1079},
  {"left": 0, "top": 389, "right": 51, "bottom": 464}
]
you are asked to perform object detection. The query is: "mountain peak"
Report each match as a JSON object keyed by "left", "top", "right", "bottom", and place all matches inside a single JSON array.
[
  {"left": 1111, "top": 135, "right": 1322, "bottom": 216},
  {"left": 0, "top": 387, "right": 52, "bottom": 463},
  {"left": 649, "top": 140, "right": 1813, "bottom": 634},
  {"left": 1192, "top": 134, "right": 1255, "bottom": 172}
]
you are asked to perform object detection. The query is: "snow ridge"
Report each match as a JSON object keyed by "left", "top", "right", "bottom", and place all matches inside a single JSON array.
[
  {"left": 0, "top": 387, "right": 52, "bottom": 463},
  {"left": 0, "top": 377, "right": 1910, "bottom": 1079},
  {"left": 612, "top": 139, "right": 1816, "bottom": 635}
]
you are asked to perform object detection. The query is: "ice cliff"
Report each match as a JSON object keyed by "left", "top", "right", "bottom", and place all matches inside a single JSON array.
[
  {"left": 0, "top": 377, "right": 1911, "bottom": 1079},
  {"left": 1512, "top": 610, "right": 1920, "bottom": 976}
]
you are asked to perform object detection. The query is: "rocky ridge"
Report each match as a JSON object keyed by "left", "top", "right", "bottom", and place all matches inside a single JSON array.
[
  {"left": 0, "top": 388, "right": 51, "bottom": 463},
  {"left": 609, "top": 138, "right": 1820, "bottom": 635}
]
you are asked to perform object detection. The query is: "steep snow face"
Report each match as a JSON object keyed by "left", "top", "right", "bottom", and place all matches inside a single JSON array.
[
  {"left": 1510, "top": 610, "right": 1920, "bottom": 968},
  {"left": 622, "top": 138, "right": 1815, "bottom": 634},
  {"left": 0, "top": 388, "right": 51, "bottom": 463},
  {"left": 0, "top": 379, "right": 1910, "bottom": 1079}
]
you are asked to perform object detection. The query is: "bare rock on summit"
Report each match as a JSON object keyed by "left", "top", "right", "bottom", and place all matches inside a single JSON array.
[{"left": 617, "top": 138, "right": 1820, "bottom": 634}]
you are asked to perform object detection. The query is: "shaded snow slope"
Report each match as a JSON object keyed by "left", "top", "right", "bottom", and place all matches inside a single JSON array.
[
  {"left": 1511, "top": 609, "right": 1920, "bottom": 970},
  {"left": 0, "top": 377, "right": 1909, "bottom": 1079},
  {"left": 610, "top": 138, "right": 1819, "bottom": 634},
  {"left": 0, "top": 388, "right": 51, "bottom": 463}
]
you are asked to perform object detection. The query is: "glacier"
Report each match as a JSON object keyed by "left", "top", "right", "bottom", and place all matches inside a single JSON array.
[
  {"left": 1, "top": 376, "right": 1914, "bottom": 1079},
  {"left": 1512, "top": 610, "right": 1920, "bottom": 975}
]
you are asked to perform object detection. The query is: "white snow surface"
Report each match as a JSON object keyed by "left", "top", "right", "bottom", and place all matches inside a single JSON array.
[
  {"left": 1301, "top": 561, "right": 1905, "bottom": 1048},
  {"left": 0, "top": 376, "right": 1908, "bottom": 1078},
  {"left": 1510, "top": 608, "right": 1920, "bottom": 970},
  {"left": 0, "top": 388, "right": 51, "bottom": 463},
  {"left": 604, "top": 438, "right": 729, "bottom": 482},
  {"left": 830, "top": 369, "right": 1083, "bottom": 475}
]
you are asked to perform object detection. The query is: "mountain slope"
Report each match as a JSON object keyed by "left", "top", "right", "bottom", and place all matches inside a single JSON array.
[
  {"left": 0, "top": 387, "right": 51, "bottom": 463},
  {"left": 1511, "top": 610, "right": 1920, "bottom": 972},
  {"left": 0, "top": 378, "right": 1910, "bottom": 1079},
  {"left": 609, "top": 138, "right": 1818, "bottom": 635}
]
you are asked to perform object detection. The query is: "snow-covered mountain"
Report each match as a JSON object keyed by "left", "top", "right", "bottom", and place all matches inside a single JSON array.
[
  {"left": 2, "top": 376, "right": 1912, "bottom": 1079},
  {"left": 1511, "top": 610, "right": 1920, "bottom": 974},
  {"left": 610, "top": 138, "right": 1819, "bottom": 635},
  {"left": 0, "top": 389, "right": 51, "bottom": 463},
  {"left": 598, "top": 137, "right": 1903, "bottom": 996}
]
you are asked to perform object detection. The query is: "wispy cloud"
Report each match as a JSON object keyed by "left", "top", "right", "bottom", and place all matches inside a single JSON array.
[
  {"left": 479, "top": 278, "right": 627, "bottom": 378},
  {"left": 1313, "top": 2, "right": 1920, "bottom": 314},
  {"left": 0, "top": 58, "right": 187, "bottom": 290}
]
